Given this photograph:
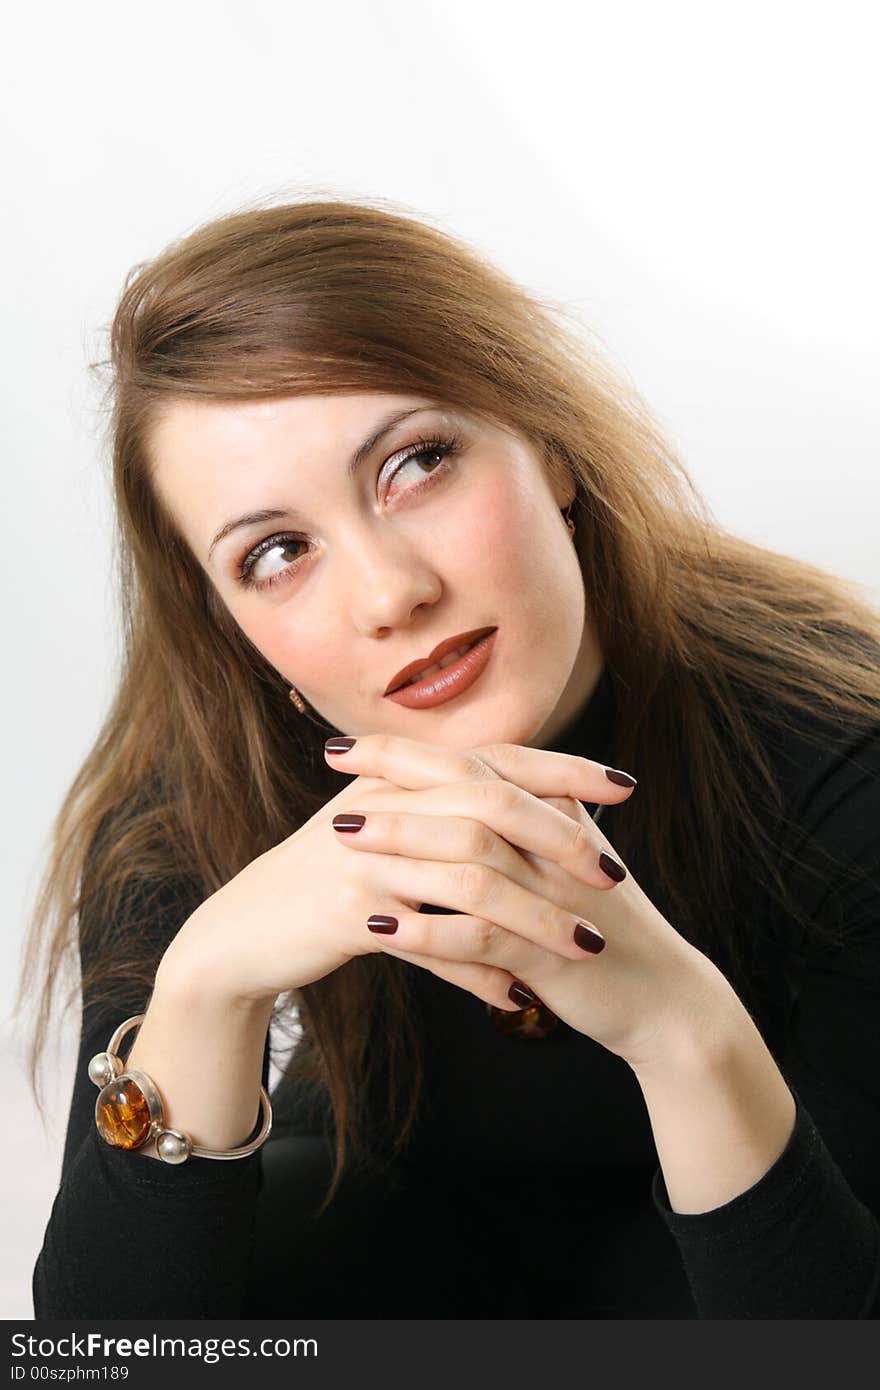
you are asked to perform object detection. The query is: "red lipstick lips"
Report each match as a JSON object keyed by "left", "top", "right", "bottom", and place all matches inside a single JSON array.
[
  {"left": 383, "top": 627, "right": 498, "bottom": 697},
  {"left": 384, "top": 629, "right": 499, "bottom": 709}
]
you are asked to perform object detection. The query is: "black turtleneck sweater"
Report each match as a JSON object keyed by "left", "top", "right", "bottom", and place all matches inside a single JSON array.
[{"left": 33, "top": 667, "right": 880, "bottom": 1318}]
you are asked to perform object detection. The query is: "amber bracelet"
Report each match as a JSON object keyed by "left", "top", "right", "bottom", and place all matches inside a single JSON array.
[{"left": 88, "top": 1013, "right": 273, "bottom": 1164}]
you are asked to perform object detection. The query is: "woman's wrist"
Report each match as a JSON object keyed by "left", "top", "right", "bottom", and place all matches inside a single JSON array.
[
  {"left": 626, "top": 955, "right": 797, "bottom": 1214},
  {"left": 156, "top": 910, "right": 278, "bottom": 1017},
  {"left": 123, "top": 962, "right": 275, "bottom": 1153}
]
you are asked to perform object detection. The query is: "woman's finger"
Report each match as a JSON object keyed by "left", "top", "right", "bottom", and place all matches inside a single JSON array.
[
  {"left": 346, "top": 849, "right": 607, "bottom": 964},
  {"left": 364, "top": 905, "right": 603, "bottom": 967},
  {"left": 333, "top": 805, "right": 547, "bottom": 897},
  {"left": 359, "top": 916, "right": 541, "bottom": 1011},
  {"left": 331, "top": 782, "right": 628, "bottom": 892},
  {"left": 324, "top": 731, "right": 637, "bottom": 804}
]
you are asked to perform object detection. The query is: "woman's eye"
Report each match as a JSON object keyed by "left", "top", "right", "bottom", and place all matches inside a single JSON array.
[
  {"left": 236, "top": 535, "right": 308, "bottom": 591},
  {"left": 381, "top": 440, "right": 451, "bottom": 497},
  {"left": 235, "top": 433, "right": 462, "bottom": 592}
]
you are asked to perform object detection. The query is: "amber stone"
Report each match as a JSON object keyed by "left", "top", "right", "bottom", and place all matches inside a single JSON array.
[
  {"left": 95, "top": 1077, "right": 153, "bottom": 1149},
  {"left": 487, "top": 998, "right": 561, "bottom": 1039}
]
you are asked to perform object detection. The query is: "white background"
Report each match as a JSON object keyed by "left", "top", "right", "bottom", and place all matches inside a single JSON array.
[{"left": 1, "top": 0, "right": 878, "bottom": 1318}]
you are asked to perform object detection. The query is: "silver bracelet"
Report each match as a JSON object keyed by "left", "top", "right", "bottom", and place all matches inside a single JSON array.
[{"left": 88, "top": 1013, "right": 273, "bottom": 1164}]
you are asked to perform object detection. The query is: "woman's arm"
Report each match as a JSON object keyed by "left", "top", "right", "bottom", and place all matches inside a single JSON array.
[
  {"left": 630, "top": 715, "right": 880, "bottom": 1320},
  {"left": 124, "top": 948, "right": 275, "bottom": 1157},
  {"left": 630, "top": 961, "right": 798, "bottom": 1215},
  {"left": 32, "top": 876, "right": 273, "bottom": 1319},
  {"left": 634, "top": 955, "right": 880, "bottom": 1318}
]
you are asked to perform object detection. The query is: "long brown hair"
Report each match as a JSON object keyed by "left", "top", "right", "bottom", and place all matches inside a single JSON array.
[{"left": 15, "top": 193, "right": 880, "bottom": 1213}]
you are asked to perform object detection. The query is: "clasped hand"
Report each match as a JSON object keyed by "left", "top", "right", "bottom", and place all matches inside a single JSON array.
[{"left": 324, "top": 734, "right": 719, "bottom": 1075}]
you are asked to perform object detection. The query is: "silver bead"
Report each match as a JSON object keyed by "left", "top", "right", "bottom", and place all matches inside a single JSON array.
[
  {"left": 156, "top": 1128, "right": 192, "bottom": 1164},
  {"left": 88, "top": 1051, "right": 122, "bottom": 1088}
]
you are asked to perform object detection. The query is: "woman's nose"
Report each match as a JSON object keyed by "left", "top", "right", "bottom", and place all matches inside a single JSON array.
[{"left": 338, "top": 528, "right": 442, "bottom": 633}]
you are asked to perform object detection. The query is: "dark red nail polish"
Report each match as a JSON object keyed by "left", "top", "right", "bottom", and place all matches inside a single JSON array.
[
  {"left": 326, "top": 737, "right": 357, "bottom": 753},
  {"left": 574, "top": 920, "right": 605, "bottom": 953},
  {"left": 508, "top": 980, "right": 537, "bottom": 1007},
  {"left": 599, "top": 851, "right": 627, "bottom": 882},
  {"left": 367, "top": 915, "right": 398, "bottom": 933},
  {"left": 605, "top": 766, "right": 637, "bottom": 787},
  {"left": 333, "top": 814, "right": 365, "bottom": 832}
]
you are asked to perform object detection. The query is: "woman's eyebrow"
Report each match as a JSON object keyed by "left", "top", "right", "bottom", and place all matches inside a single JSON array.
[{"left": 206, "top": 403, "right": 439, "bottom": 564}]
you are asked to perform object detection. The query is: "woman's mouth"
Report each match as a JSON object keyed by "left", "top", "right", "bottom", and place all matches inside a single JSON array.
[{"left": 384, "top": 630, "right": 498, "bottom": 709}]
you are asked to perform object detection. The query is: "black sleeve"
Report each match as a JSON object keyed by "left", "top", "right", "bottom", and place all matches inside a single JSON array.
[
  {"left": 32, "top": 874, "right": 272, "bottom": 1319},
  {"left": 650, "top": 718, "right": 880, "bottom": 1318}
]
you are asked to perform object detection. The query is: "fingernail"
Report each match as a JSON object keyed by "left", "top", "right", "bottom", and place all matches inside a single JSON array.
[
  {"left": 333, "top": 814, "right": 365, "bottom": 832},
  {"left": 508, "top": 980, "right": 537, "bottom": 1007},
  {"left": 598, "top": 851, "right": 627, "bottom": 882},
  {"left": 367, "top": 915, "right": 398, "bottom": 933},
  {"left": 604, "top": 767, "right": 637, "bottom": 787},
  {"left": 326, "top": 737, "right": 357, "bottom": 754},
  {"left": 574, "top": 920, "right": 605, "bottom": 954}
]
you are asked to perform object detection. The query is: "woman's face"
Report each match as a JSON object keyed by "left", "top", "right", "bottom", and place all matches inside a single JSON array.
[{"left": 149, "top": 391, "right": 603, "bottom": 748}]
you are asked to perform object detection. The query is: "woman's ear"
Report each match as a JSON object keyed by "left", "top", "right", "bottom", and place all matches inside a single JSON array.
[{"left": 541, "top": 444, "right": 577, "bottom": 511}]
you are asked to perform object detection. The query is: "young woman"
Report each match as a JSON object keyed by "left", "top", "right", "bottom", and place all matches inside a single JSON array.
[{"left": 19, "top": 198, "right": 880, "bottom": 1319}]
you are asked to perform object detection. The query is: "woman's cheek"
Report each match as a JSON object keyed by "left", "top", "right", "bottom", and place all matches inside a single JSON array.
[
  {"left": 239, "top": 609, "right": 311, "bottom": 677},
  {"left": 460, "top": 483, "right": 524, "bottom": 564}
]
